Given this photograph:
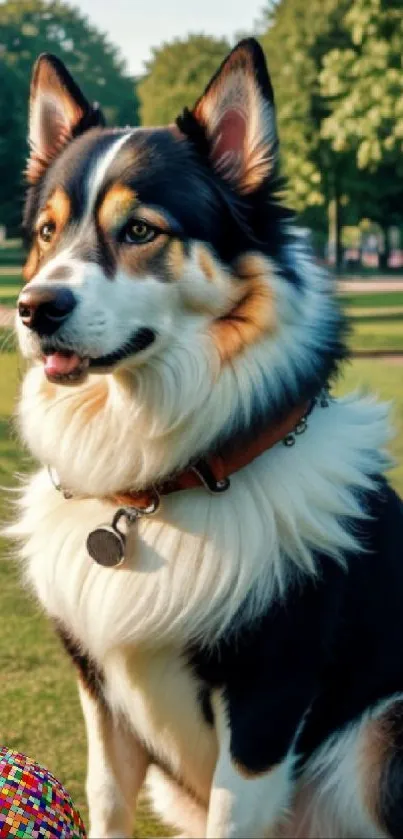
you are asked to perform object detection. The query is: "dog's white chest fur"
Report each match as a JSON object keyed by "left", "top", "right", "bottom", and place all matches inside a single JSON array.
[
  {"left": 104, "top": 647, "right": 217, "bottom": 803},
  {"left": 14, "top": 394, "right": 390, "bottom": 656}
]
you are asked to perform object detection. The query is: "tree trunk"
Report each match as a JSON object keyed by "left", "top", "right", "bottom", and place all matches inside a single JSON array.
[
  {"left": 379, "top": 223, "right": 390, "bottom": 271},
  {"left": 328, "top": 171, "right": 343, "bottom": 272},
  {"left": 334, "top": 176, "right": 343, "bottom": 273}
]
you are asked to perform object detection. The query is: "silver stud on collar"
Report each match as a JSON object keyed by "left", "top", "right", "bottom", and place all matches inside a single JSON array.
[{"left": 282, "top": 388, "right": 330, "bottom": 448}]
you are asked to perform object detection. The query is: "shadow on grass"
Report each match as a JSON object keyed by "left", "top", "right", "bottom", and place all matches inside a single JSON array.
[
  {"left": 0, "top": 294, "right": 18, "bottom": 307},
  {"left": 350, "top": 313, "right": 403, "bottom": 324},
  {"left": 0, "top": 248, "right": 24, "bottom": 266}
]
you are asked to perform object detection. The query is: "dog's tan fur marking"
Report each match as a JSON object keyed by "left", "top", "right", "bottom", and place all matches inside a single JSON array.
[
  {"left": 359, "top": 716, "right": 391, "bottom": 829},
  {"left": 23, "top": 188, "right": 71, "bottom": 281},
  {"left": 120, "top": 234, "right": 170, "bottom": 278},
  {"left": 166, "top": 240, "right": 185, "bottom": 281},
  {"left": 210, "top": 255, "right": 276, "bottom": 363},
  {"left": 80, "top": 380, "right": 109, "bottom": 424},
  {"left": 23, "top": 244, "right": 40, "bottom": 282},
  {"left": 47, "top": 186, "right": 72, "bottom": 232},
  {"left": 98, "top": 184, "right": 138, "bottom": 233},
  {"left": 233, "top": 758, "right": 278, "bottom": 780},
  {"left": 198, "top": 246, "right": 216, "bottom": 282}
]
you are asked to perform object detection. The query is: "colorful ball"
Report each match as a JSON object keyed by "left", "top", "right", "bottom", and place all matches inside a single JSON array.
[{"left": 0, "top": 747, "right": 86, "bottom": 838}]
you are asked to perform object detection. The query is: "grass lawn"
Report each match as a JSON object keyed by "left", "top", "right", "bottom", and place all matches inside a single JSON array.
[
  {"left": 348, "top": 318, "right": 403, "bottom": 352},
  {"left": 0, "top": 347, "right": 402, "bottom": 835},
  {"left": 337, "top": 292, "right": 403, "bottom": 352},
  {"left": 341, "top": 291, "right": 403, "bottom": 350},
  {"left": 0, "top": 244, "right": 24, "bottom": 267},
  {"left": 0, "top": 273, "right": 21, "bottom": 308},
  {"left": 342, "top": 291, "right": 403, "bottom": 309},
  {"left": 0, "top": 285, "right": 20, "bottom": 307}
]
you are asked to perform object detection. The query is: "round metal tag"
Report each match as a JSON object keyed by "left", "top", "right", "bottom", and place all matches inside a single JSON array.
[{"left": 86, "top": 526, "right": 125, "bottom": 568}]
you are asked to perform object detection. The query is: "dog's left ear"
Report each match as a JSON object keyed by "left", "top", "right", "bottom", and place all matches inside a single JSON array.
[
  {"left": 178, "top": 39, "right": 278, "bottom": 195},
  {"left": 27, "top": 53, "right": 105, "bottom": 185}
]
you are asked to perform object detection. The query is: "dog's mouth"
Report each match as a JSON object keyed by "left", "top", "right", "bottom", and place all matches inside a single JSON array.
[{"left": 41, "top": 328, "right": 156, "bottom": 383}]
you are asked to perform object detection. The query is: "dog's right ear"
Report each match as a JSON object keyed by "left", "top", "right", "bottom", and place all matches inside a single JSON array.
[
  {"left": 177, "top": 39, "right": 278, "bottom": 196},
  {"left": 27, "top": 53, "right": 105, "bottom": 185}
]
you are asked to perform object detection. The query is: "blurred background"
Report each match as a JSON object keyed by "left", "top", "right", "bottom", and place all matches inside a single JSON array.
[{"left": 0, "top": 2, "right": 402, "bottom": 835}]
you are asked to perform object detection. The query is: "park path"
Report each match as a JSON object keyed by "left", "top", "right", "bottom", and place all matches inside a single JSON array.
[
  {"left": 339, "top": 278, "right": 403, "bottom": 293},
  {"left": 0, "top": 266, "right": 21, "bottom": 277}
]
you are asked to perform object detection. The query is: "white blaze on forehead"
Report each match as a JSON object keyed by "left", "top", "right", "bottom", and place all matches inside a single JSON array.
[{"left": 84, "top": 131, "right": 134, "bottom": 220}]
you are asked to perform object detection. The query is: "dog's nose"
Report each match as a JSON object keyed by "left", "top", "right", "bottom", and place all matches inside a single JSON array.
[{"left": 18, "top": 286, "right": 77, "bottom": 336}]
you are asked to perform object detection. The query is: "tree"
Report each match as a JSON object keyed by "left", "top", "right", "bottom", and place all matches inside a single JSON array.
[
  {"left": 138, "top": 34, "right": 231, "bottom": 126},
  {"left": 259, "top": 0, "right": 354, "bottom": 264},
  {"left": 0, "top": 60, "right": 26, "bottom": 230},
  {"left": 0, "top": 0, "right": 139, "bottom": 126},
  {"left": 0, "top": 0, "right": 139, "bottom": 231},
  {"left": 320, "top": 0, "right": 403, "bottom": 266},
  {"left": 321, "top": 0, "right": 402, "bottom": 172}
]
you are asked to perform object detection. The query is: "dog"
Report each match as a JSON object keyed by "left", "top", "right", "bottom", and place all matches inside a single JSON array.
[{"left": 8, "top": 38, "right": 403, "bottom": 838}]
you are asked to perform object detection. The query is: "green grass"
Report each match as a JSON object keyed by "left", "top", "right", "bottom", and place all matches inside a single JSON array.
[
  {"left": 338, "top": 291, "right": 403, "bottom": 351},
  {"left": 0, "top": 271, "right": 22, "bottom": 308},
  {"left": 0, "top": 286, "right": 20, "bottom": 298},
  {"left": 0, "top": 349, "right": 402, "bottom": 835},
  {"left": 0, "top": 243, "right": 24, "bottom": 267},
  {"left": 336, "top": 361, "right": 403, "bottom": 492},
  {"left": 348, "top": 318, "right": 403, "bottom": 351},
  {"left": 342, "top": 292, "right": 403, "bottom": 309},
  {"left": 0, "top": 285, "right": 20, "bottom": 307}
]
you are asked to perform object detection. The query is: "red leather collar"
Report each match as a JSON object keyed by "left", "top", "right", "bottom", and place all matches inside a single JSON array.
[{"left": 111, "top": 399, "right": 312, "bottom": 511}]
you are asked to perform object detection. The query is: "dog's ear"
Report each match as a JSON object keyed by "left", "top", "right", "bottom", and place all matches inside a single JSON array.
[
  {"left": 27, "top": 53, "right": 105, "bottom": 185},
  {"left": 177, "top": 39, "right": 278, "bottom": 195}
]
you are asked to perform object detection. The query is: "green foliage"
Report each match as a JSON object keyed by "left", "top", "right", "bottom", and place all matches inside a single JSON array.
[
  {"left": 258, "top": 0, "right": 403, "bottom": 254},
  {"left": 0, "top": 0, "right": 139, "bottom": 231},
  {"left": 1, "top": 0, "right": 138, "bottom": 125},
  {"left": 0, "top": 60, "right": 26, "bottom": 230},
  {"left": 138, "top": 34, "right": 231, "bottom": 126},
  {"left": 321, "top": 0, "right": 403, "bottom": 171},
  {"left": 260, "top": 0, "right": 353, "bottom": 217},
  {"left": 320, "top": 0, "right": 403, "bottom": 232}
]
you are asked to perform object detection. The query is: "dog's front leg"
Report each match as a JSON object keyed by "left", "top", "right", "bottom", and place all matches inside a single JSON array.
[
  {"left": 79, "top": 681, "right": 149, "bottom": 838},
  {"left": 206, "top": 692, "right": 296, "bottom": 839}
]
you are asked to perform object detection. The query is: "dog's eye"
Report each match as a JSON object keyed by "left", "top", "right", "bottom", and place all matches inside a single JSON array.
[
  {"left": 39, "top": 222, "right": 56, "bottom": 244},
  {"left": 123, "top": 220, "right": 157, "bottom": 245}
]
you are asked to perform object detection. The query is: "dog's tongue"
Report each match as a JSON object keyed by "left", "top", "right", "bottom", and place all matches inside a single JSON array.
[{"left": 44, "top": 351, "right": 83, "bottom": 377}]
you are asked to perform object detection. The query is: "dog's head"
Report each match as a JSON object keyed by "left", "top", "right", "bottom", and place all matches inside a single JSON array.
[
  {"left": 17, "top": 40, "right": 345, "bottom": 482},
  {"left": 18, "top": 41, "right": 283, "bottom": 380}
]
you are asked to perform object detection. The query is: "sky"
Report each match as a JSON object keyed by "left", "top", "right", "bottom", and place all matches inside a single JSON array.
[{"left": 76, "top": 0, "right": 265, "bottom": 76}]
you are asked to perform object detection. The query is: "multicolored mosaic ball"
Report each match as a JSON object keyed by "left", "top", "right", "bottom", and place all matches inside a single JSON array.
[{"left": 0, "top": 748, "right": 87, "bottom": 838}]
